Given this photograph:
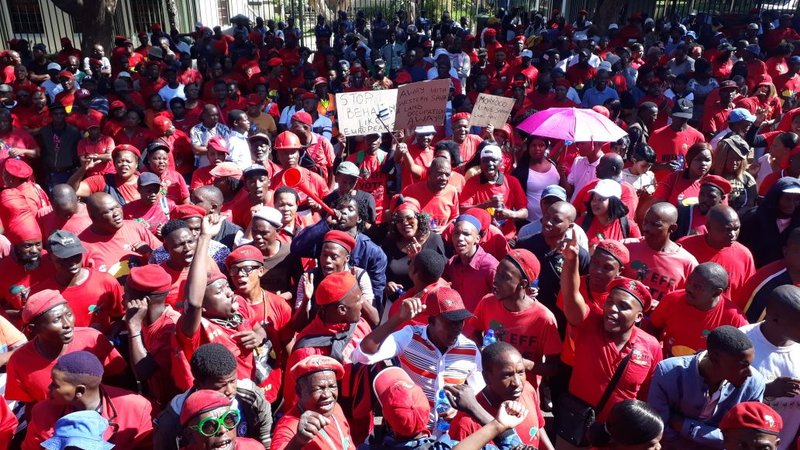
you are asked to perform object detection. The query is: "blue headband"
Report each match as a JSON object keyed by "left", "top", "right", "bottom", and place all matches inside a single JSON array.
[{"left": 456, "top": 214, "right": 482, "bottom": 233}]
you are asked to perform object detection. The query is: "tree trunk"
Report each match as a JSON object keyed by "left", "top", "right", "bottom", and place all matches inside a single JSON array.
[
  {"left": 49, "top": 0, "right": 118, "bottom": 53},
  {"left": 593, "top": 0, "right": 627, "bottom": 31}
]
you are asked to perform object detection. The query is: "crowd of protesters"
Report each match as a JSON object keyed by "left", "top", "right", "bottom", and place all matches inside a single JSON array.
[{"left": 0, "top": 4, "right": 799, "bottom": 450}]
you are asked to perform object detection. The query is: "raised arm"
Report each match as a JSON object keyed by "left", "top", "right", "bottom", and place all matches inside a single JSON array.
[
  {"left": 178, "top": 213, "right": 223, "bottom": 337},
  {"left": 560, "top": 225, "right": 590, "bottom": 326}
]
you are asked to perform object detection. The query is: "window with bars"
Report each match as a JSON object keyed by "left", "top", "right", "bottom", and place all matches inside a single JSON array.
[{"left": 6, "top": 0, "right": 45, "bottom": 34}]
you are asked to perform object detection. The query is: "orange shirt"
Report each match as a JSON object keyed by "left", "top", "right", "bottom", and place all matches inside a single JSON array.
[{"left": 401, "top": 182, "right": 460, "bottom": 229}]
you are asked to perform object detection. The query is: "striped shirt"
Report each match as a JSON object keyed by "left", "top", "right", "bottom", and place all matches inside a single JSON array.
[{"left": 351, "top": 324, "right": 484, "bottom": 402}]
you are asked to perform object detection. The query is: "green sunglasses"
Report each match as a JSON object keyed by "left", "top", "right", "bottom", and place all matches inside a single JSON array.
[{"left": 191, "top": 409, "right": 241, "bottom": 437}]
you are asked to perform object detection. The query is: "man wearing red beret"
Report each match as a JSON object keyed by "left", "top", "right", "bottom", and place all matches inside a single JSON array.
[
  {"left": 721, "top": 402, "right": 783, "bottom": 450},
  {"left": 678, "top": 205, "right": 756, "bottom": 302},
  {"left": 6, "top": 290, "right": 127, "bottom": 405},
  {"left": 124, "top": 264, "right": 183, "bottom": 407},
  {"left": 290, "top": 109, "right": 335, "bottom": 184},
  {"left": 560, "top": 230, "right": 662, "bottom": 429},
  {"left": 673, "top": 174, "right": 732, "bottom": 239}
]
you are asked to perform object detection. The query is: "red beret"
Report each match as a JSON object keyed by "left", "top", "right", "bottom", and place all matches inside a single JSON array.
[
  {"left": 300, "top": 92, "right": 318, "bottom": 101},
  {"left": 608, "top": 277, "right": 652, "bottom": 312},
  {"left": 172, "top": 204, "right": 207, "bottom": 220},
  {"left": 110, "top": 100, "right": 126, "bottom": 110},
  {"left": 225, "top": 245, "right": 264, "bottom": 269},
  {"left": 464, "top": 208, "right": 491, "bottom": 232},
  {"left": 179, "top": 390, "right": 232, "bottom": 426},
  {"left": 22, "top": 289, "right": 68, "bottom": 325},
  {"left": 555, "top": 78, "right": 572, "bottom": 88},
  {"left": 595, "top": 239, "right": 630, "bottom": 266},
  {"left": 290, "top": 355, "right": 344, "bottom": 380},
  {"left": 373, "top": 367, "right": 430, "bottom": 438},
  {"left": 4, "top": 158, "right": 32, "bottom": 179},
  {"left": 126, "top": 265, "right": 173, "bottom": 293},
  {"left": 451, "top": 112, "right": 471, "bottom": 123},
  {"left": 316, "top": 271, "right": 358, "bottom": 306},
  {"left": 392, "top": 197, "right": 421, "bottom": 214},
  {"left": 112, "top": 144, "right": 141, "bottom": 159},
  {"left": 292, "top": 111, "right": 313, "bottom": 125},
  {"left": 58, "top": 70, "right": 74, "bottom": 80},
  {"left": 720, "top": 402, "right": 783, "bottom": 435},
  {"left": 153, "top": 115, "right": 173, "bottom": 134},
  {"left": 84, "top": 114, "right": 102, "bottom": 130},
  {"left": 5, "top": 207, "right": 42, "bottom": 245},
  {"left": 323, "top": 230, "right": 356, "bottom": 254},
  {"left": 484, "top": 28, "right": 497, "bottom": 37},
  {"left": 206, "top": 271, "right": 228, "bottom": 286},
  {"left": 701, "top": 174, "right": 732, "bottom": 196},
  {"left": 505, "top": 249, "right": 541, "bottom": 283},
  {"left": 206, "top": 136, "right": 230, "bottom": 154},
  {"left": 267, "top": 57, "right": 283, "bottom": 67}
]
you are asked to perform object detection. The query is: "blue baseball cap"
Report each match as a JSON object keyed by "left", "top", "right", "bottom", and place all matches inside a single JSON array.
[
  {"left": 41, "top": 411, "right": 114, "bottom": 450},
  {"left": 728, "top": 108, "right": 756, "bottom": 124},
  {"left": 541, "top": 184, "right": 568, "bottom": 201}
]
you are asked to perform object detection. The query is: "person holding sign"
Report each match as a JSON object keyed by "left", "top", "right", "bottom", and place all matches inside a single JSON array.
[{"left": 395, "top": 126, "right": 436, "bottom": 189}]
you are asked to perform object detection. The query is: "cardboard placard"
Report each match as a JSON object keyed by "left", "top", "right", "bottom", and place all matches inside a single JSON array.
[
  {"left": 394, "top": 79, "right": 451, "bottom": 130},
  {"left": 470, "top": 93, "right": 516, "bottom": 128},
  {"left": 335, "top": 89, "right": 398, "bottom": 136}
]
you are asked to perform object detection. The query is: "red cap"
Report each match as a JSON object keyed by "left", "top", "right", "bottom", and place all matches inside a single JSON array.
[
  {"left": 179, "top": 390, "right": 232, "bottom": 426},
  {"left": 267, "top": 57, "right": 283, "bottom": 67},
  {"left": 464, "top": 207, "right": 491, "bottom": 232},
  {"left": 225, "top": 245, "right": 264, "bottom": 269},
  {"left": 505, "top": 249, "right": 541, "bottom": 283},
  {"left": 373, "top": 367, "right": 430, "bottom": 438},
  {"left": 701, "top": 174, "right": 732, "bottom": 195},
  {"left": 84, "top": 114, "right": 102, "bottom": 130},
  {"left": 323, "top": 230, "right": 356, "bottom": 254},
  {"left": 595, "top": 239, "right": 630, "bottom": 266},
  {"left": 555, "top": 78, "right": 572, "bottom": 88},
  {"left": 720, "top": 402, "right": 783, "bottom": 435},
  {"left": 300, "top": 92, "right": 318, "bottom": 101},
  {"left": 126, "top": 265, "right": 173, "bottom": 293},
  {"left": 172, "top": 204, "right": 207, "bottom": 220},
  {"left": 4, "top": 158, "right": 32, "bottom": 179},
  {"left": 206, "top": 271, "right": 228, "bottom": 286},
  {"left": 425, "top": 286, "right": 473, "bottom": 321},
  {"left": 112, "top": 144, "right": 141, "bottom": 159},
  {"left": 110, "top": 100, "right": 126, "bottom": 110},
  {"left": 451, "top": 112, "right": 471, "bottom": 123},
  {"left": 246, "top": 93, "right": 262, "bottom": 106},
  {"left": 58, "top": 70, "right": 74, "bottom": 80},
  {"left": 153, "top": 115, "right": 173, "bottom": 134},
  {"left": 484, "top": 28, "right": 497, "bottom": 37},
  {"left": 209, "top": 162, "right": 243, "bottom": 179},
  {"left": 313, "top": 77, "right": 328, "bottom": 87},
  {"left": 292, "top": 110, "right": 313, "bottom": 125},
  {"left": 290, "top": 355, "right": 344, "bottom": 380},
  {"left": 757, "top": 74, "right": 773, "bottom": 86},
  {"left": 316, "top": 271, "right": 358, "bottom": 306},
  {"left": 607, "top": 277, "right": 652, "bottom": 312},
  {"left": 592, "top": 105, "right": 611, "bottom": 118},
  {"left": 74, "top": 89, "right": 92, "bottom": 100},
  {"left": 22, "top": 289, "right": 68, "bottom": 325},
  {"left": 206, "top": 136, "right": 230, "bottom": 154}
]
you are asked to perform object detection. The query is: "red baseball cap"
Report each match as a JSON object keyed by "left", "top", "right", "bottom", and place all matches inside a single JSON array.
[
  {"left": 313, "top": 77, "right": 328, "bottom": 87},
  {"left": 172, "top": 204, "right": 206, "bottom": 220},
  {"left": 720, "top": 402, "right": 783, "bottom": 435},
  {"left": 595, "top": 239, "right": 630, "bottom": 266},
  {"left": 225, "top": 245, "right": 264, "bottom": 269},
  {"left": 179, "top": 390, "right": 232, "bottom": 426},
  {"left": 323, "top": 230, "right": 356, "bottom": 254},
  {"left": 292, "top": 110, "right": 313, "bottom": 125},
  {"left": 316, "top": 271, "right": 358, "bottom": 306},
  {"left": 206, "top": 136, "right": 230, "bottom": 154},
  {"left": 4, "top": 158, "right": 33, "bottom": 179},
  {"left": 425, "top": 286, "right": 473, "bottom": 321},
  {"left": 22, "top": 290, "right": 68, "bottom": 325},
  {"left": 701, "top": 174, "right": 733, "bottom": 196},
  {"left": 126, "top": 265, "right": 173, "bottom": 294},
  {"left": 153, "top": 115, "right": 173, "bottom": 134},
  {"left": 110, "top": 100, "right": 126, "bottom": 110},
  {"left": 58, "top": 70, "right": 74, "bottom": 80},
  {"left": 209, "top": 162, "right": 243, "bottom": 179},
  {"left": 505, "top": 249, "right": 541, "bottom": 284},
  {"left": 290, "top": 355, "right": 344, "bottom": 380},
  {"left": 373, "top": 367, "right": 430, "bottom": 438},
  {"left": 608, "top": 277, "right": 652, "bottom": 312}
]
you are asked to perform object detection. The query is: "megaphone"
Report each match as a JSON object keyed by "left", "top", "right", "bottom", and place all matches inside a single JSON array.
[{"left": 281, "top": 167, "right": 336, "bottom": 216}]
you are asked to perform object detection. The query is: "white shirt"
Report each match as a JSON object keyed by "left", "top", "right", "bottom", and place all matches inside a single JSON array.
[
  {"left": 710, "top": 128, "right": 731, "bottom": 150},
  {"left": 226, "top": 130, "right": 252, "bottom": 169},
  {"left": 158, "top": 83, "right": 186, "bottom": 109},
  {"left": 741, "top": 322, "right": 800, "bottom": 450},
  {"left": 621, "top": 168, "right": 657, "bottom": 195},
  {"left": 567, "top": 156, "right": 600, "bottom": 201}
]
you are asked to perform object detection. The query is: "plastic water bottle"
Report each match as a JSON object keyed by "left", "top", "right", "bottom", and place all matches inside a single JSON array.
[
  {"left": 482, "top": 329, "right": 497, "bottom": 348},
  {"left": 675, "top": 155, "right": 685, "bottom": 171},
  {"left": 435, "top": 389, "right": 451, "bottom": 432}
]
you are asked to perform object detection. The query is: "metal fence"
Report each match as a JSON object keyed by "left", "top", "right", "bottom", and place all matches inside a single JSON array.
[{"left": 566, "top": 0, "right": 798, "bottom": 24}]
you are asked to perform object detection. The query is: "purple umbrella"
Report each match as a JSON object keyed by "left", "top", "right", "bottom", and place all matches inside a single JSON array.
[{"left": 516, "top": 107, "right": 627, "bottom": 143}]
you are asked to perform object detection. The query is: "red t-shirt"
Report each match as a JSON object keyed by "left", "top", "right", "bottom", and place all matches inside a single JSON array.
[
  {"left": 400, "top": 144, "right": 435, "bottom": 189},
  {"left": 22, "top": 385, "right": 153, "bottom": 450},
  {"left": 80, "top": 221, "right": 162, "bottom": 279},
  {"left": 401, "top": 182, "right": 460, "bottom": 230},
  {"left": 652, "top": 170, "right": 702, "bottom": 205},
  {"left": 77, "top": 136, "right": 116, "bottom": 175},
  {"left": 459, "top": 173, "right": 526, "bottom": 237},
  {"left": 6, "top": 327, "right": 127, "bottom": 403},
  {"left": 30, "top": 269, "right": 124, "bottom": 331},
  {"left": 84, "top": 174, "right": 141, "bottom": 204},
  {"left": 149, "top": 169, "right": 190, "bottom": 204},
  {"left": 647, "top": 125, "right": 705, "bottom": 181},
  {"left": 348, "top": 151, "right": 390, "bottom": 223},
  {"left": 569, "top": 311, "right": 662, "bottom": 421},
  {"left": 190, "top": 165, "right": 215, "bottom": 190},
  {"left": 650, "top": 289, "right": 747, "bottom": 358},
  {"left": 272, "top": 404, "right": 352, "bottom": 450},
  {"left": 585, "top": 217, "right": 642, "bottom": 246},
  {"left": 451, "top": 382, "right": 544, "bottom": 448},
  {"left": 37, "top": 204, "right": 93, "bottom": 238},
  {"left": 244, "top": 291, "right": 294, "bottom": 402},
  {"left": 122, "top": 197, "right": 175, "bottom": 235},
  {"left": 557, "top": 276, "right": 610, "bottom": 365},
  {"left": 142, "top": 305, "right": 182, "bottom": 408},
  {"left": 456, "top": 134, "right": 484, "bottom": 170},
  {"left": 470, "top": 295, "right": 562, "bottom": 388},
  {"left": 677, "top": 235, "right": 757, "bottom": 303},
  {"left": 0, "top": 253, "right": 55, "bottom": 318},
  {"left": 0, "top": 396, "right": 16, "bottom": 450},
  {"left": 622, "top": 238, "right": 699, "bottom": 304}
]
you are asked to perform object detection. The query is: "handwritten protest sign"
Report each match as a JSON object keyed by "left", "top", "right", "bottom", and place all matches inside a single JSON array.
[
  {"left": 394, "top": 79, "right": 451, "bottom": 130},
  {"left": 470, "top": 93, "right": 516, "bottom": 128},
  {"left": 335, "top": 90, "right": 398, "bottom": 136}
]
